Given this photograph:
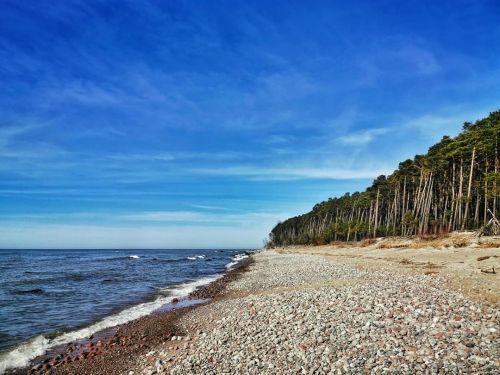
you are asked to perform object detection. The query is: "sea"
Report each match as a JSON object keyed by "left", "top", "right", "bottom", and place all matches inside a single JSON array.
[{"left": 0, "top": 248, "right": 253, "bottom": 372}]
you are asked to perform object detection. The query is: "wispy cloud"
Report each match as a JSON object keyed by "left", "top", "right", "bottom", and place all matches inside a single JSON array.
[
  {"left": 42, "top": 80, "right": 124, "bottom": 107},
  {"left": 192, "top": 166, "right": 391, "bottom": 180},
  {"left": 107, "top": 150, "right": 247, "bottom": 163},
  {"left": 1, "top": 1, "right": 499, "bottom": 248},
  {"left": 0, "top": 124, "right": 41, "bottom": 146},
  {"left": 120, "top": 211, "right": 205, "bottom": 222},
  {"left": 355, "top": 37, "right": 443, "bottom": 85},
  {"left": 402, "top": 107, "right": 494, "bottom": 141},
  {"left": 338, "top": 128, "right": 388, "bottom": 145},
  {"left": 0, "top": 209, "right": 292, "bottom": 224},
  {"left": 190, "top": 204, "right": 232, "bottom": 211},
  {"left": 119, "top": 210, "right": 292, "bottom": 225}
]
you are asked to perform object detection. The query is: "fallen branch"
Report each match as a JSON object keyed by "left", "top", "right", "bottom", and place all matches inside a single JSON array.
[
  {"left": 477, "top": 256, "right": 491, "bottom": 261},
  {"left": 477, "top": 210, "right": 500, "bottom": 237},
  {"left": 480, "top": 267, "right": 496, "bottom": 274}
]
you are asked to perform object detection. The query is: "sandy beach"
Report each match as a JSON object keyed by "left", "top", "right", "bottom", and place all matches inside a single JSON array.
[{"left": 19, "top": 241, "right": 500, "bottom": 374}]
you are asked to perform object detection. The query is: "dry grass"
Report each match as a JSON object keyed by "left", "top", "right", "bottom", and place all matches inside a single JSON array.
[
  {"left": 398, "top": 258, "right": 442, "bottom": 270},
  {"left": 418, "top": 233, "right": 450, "bottom": 241},
  {"left": 377, "top": 233, "right": 474, "bottom": 249},
  {"left": 414, "top": 235, "right": 470, "bottom": 249},
  {"left": 478, "top": 240, "right": 500, "bottom": 249},
  {"left": 359, "top": 238, "right": 377, "bottom": 247},
  {"left": 377, "top": 237, "right": 412, "bottom": 249},
  {"left": 328, "top": 241, "right": 356, "bottom": 248},
  {"left": 279, "top": 233, "right": 499, "bottom": 252}
]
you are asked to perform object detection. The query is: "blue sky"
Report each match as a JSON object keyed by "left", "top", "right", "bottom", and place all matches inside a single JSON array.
[{"left": 1, "top": 0, "right": 499, "bottom": 248}]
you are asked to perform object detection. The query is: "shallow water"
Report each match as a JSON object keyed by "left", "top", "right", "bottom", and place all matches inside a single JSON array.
[{"left": 0, "top": 248, "right": 251, "bottom": 371}]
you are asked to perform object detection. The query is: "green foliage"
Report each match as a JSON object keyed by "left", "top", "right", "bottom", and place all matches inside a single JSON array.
[
  {"left": 270, "top": 110, "right": 500, "bottom": 246},
  {"left": 402, "top": 212, "right": 417, "bottom": 228}
]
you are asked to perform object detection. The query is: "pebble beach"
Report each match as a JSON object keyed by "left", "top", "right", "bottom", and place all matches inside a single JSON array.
[
  {"left": 18, "top": 248, "right": 500, "bottom": 374},
  {"left": 144, "top": 250, "right": 499, "bottom": 375}
]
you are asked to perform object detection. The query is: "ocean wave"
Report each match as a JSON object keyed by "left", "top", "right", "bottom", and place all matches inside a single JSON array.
[
  {"left": 101, "top": 254, "right": 142, "bottom": 261},
  {"left": 225, "top": 253, "right": 249, "bottom": 269},
  {"left": 187, "top": 255, "right": 206, "bottom": 260},
  {"left": 0, "top": 274, "right": 220, "bottom": 373},
  {"left": 157, "top": 274, "right": 221, "bottom": 298},
  {"left": 0, "top": 335, "right": 49, "bottom": 373}
]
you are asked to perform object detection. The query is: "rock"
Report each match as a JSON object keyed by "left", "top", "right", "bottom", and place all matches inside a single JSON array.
[
  {"left": 158, "top": 251, "right": 500, "bottom": 375},
  {"left": 155, "top": 359, "right": 164, "bottom": 372}
]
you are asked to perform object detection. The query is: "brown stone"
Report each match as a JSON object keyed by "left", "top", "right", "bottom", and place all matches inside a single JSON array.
[{"left": 434, "top": 332, "right": 445, "bottom": 339}]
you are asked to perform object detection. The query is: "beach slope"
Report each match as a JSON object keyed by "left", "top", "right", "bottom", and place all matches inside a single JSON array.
[{"left": 134, "top": 247, "right": 499, "bottom": 374}]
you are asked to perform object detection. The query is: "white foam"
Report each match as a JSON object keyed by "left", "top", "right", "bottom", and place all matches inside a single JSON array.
[
  {"left": 0, "top": 274, "right": 220, "bottom": 373},
  {"left": 187, "top": 254, "right": 205, "bottom": 260},
  {"left": 0, "top": 335, "right": 49, "bottom": 373},
  {"left": 127, "top": 255, "right": 140, "bottom": 259},
  {"left": 159, "top": 274, "right": 221, "bottom": 298},
  {"left": 225, "top": 253, "right": 249, "bottom": 269}
]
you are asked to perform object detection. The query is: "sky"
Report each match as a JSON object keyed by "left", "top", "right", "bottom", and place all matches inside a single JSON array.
[{"left": 1, "top": 0, "right": 499, "bottom": 249}]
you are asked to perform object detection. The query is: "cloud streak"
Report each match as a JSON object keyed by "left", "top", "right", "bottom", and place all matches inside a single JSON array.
[
  {"left": 191, "top": 166, "right": 392, "bottom": 180},
  {"left": 1, "top": 1, "right": 499, "bottom": 247},
  {"left": 338, "top": 128, "right": 388, "bottom": 145}
]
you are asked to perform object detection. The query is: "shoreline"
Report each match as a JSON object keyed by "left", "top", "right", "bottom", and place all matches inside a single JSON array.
[
  {"left": 6, "top": 244, "right": 500, "bottom": 374},
  {"left": 5, "top": 256, "right": 254, "bottom": 375}
]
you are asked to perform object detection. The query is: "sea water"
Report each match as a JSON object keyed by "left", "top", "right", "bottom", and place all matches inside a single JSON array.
[{"left": 0, "top": 248, "right": 252, "bottom": 372}]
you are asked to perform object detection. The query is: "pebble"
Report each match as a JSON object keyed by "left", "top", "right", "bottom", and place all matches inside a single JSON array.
[{"left": 144, "top": 251, "right": 499, "bottom": 374}]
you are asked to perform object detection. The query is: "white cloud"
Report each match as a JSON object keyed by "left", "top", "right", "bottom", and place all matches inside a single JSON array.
[
  {"left": 0, "top": 209, "right": 292, "bottom": 227},
  {"left": 119, "top": 210, "right": 292, "bottom": 225},
  {"left": 190, "top": 204, "right": 231, "bottom": 211},
  {"left": 44, "top": 80, "right": 123, "bottom": 106},
  {"left": 338, "top": 128, "right": 388, "bottom": 145},
  {"left": 120, "top": 211, "right": 206, "bottom": 222},
  {"left": 402, "top": 107, "right": 492, "bottom": 141},
  {"left": 107, "top": 150, "right": 247, "bottom": 163},
  {"left": 192, "top": 165, "right": 391, "bottom": 180}
]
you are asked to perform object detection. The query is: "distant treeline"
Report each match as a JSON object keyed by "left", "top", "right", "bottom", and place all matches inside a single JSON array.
[{"left": 269, "top": 110, "right": 500, "bottom": 246}]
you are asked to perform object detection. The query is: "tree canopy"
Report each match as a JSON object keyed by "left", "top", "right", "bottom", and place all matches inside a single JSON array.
[{"left": 269, "top": 110, "right": 500, "bottom": 246}]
